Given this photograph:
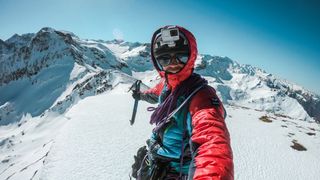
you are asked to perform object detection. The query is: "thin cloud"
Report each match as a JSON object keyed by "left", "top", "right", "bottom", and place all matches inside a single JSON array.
[{"left": 112, "top": 28, "right": 124, "bottom": 40}]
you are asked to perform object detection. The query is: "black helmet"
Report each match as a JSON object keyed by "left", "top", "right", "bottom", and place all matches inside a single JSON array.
[{"left": 153, "top": 26, "right": 190, "bottom": 68}]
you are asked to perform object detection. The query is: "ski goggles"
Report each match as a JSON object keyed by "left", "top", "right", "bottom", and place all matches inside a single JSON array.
[{"left": 155, "top": 52, "right": 189, "bottom": 67}]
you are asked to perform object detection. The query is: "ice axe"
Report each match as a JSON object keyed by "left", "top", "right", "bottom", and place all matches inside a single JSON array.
[{"left": 128, "top": 80, "right": 142, "bottom": 125}]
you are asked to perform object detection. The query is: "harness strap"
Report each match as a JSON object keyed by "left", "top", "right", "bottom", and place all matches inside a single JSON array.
[
  {"left": 179, "top": 107, "right": 188, "bottom": 178},
  {"left": 163, "top": 84, "right": 205, "bottom": 124},
  {"left": 151, "top": 84, "right": 206, "bottom": 178}
]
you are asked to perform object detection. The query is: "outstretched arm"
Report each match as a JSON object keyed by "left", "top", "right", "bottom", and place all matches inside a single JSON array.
[{"left": 188, "top": 87, "right": 234, "bottom": 180}]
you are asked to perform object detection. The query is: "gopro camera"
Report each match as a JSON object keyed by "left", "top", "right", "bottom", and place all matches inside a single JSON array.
[{"left": 160, "top": 27, "right": 180, "bottom": 47}]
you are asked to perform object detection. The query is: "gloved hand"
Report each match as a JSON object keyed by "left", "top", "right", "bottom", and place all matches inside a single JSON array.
[
  {"left": 131, "top": 145, "right": 148, "bottom": 178},
  {"left": 132, "top": 90, "right": 141, "bottom": 100}
]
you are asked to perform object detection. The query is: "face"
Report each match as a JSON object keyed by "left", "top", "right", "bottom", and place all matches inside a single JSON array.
[
  {"left": 153, "top": 28, "right": 190, "bottom": 74},
  {"left": 162, "top": 57, "right": 185, "bottom": 73}
]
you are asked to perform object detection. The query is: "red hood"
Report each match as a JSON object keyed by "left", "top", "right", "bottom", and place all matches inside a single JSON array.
[{"left": 151, "top": 25, "right": 198, "bottom": 90}]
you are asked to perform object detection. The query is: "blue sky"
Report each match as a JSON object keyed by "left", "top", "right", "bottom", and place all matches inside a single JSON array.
[{"left": 0, "top": 0, "right": 319, "bottom": 94}]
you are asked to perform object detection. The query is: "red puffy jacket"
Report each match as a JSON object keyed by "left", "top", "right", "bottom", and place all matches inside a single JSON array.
[{"left": 145, "top": 25, "right": 234, "bottom": 179}]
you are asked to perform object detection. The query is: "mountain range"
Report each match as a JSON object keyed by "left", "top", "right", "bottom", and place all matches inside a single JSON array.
[{"left": 0, "top": 27, "right": 319, "bottom": 125}]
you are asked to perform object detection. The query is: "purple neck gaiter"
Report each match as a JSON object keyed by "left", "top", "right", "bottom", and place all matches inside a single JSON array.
[{"left": 149, "top": 73, "right": 207, "bottom": 128}]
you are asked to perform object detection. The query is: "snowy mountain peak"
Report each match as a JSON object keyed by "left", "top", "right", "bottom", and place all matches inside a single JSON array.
[
  {"left": 0, "top": 39, "right": 9, "bottom": 53},
  {"left": 4, "top": 33, "right": 34, "bottom": 49}
]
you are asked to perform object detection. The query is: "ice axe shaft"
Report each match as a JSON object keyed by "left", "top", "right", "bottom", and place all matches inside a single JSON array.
[
  {"left": 129, "top": 80, "right": 141, "bottom": 125},
  {"left": 130, "top": 98, "right": 139, "bottom": 125}
]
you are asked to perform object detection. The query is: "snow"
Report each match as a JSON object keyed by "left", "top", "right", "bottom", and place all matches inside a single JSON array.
[
  {"left": 121, "top": 45, "right": 146, "bottom": 59},
  {"left": 227, "top": 106, "right": 320, "bottom": 180},
  {"left": 0, "top": 112, "right": 67, "bottom": 180},
  {"left": 69, "top": 63, "right": 86, "bottom": 81},
  {"left": 0, "top": 56, "right": 74, "bottom": 125},
  {"left": 132, "top": 70, "right": 160, "bottom": 88},
  {"left": 102, "top": 43, "right": 129, "bottom": 59},
  {"left": 218, "top": 71, "right": 314, "bottom": 121},
  {"left": 40, "top": 89, "right": 153, "bottom": 180}
]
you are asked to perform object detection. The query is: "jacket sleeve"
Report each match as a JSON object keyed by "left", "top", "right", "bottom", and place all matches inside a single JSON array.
[
  {"left": 140, "top": 79, "right": 165, "bottom": 104},
  {"left": 188, "top": 86, "right": 234, "bottom": 180}
]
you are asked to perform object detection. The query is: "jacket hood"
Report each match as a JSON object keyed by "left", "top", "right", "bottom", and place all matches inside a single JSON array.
[{"left": 151, "top": 25, "right": 198, "bottom": 90}]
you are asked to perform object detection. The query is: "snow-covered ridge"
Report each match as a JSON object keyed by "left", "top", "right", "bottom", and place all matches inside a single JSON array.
[
  {"left": 0, "top": 27, "right": 134, "bottom": 125},
  {"left": 194, "top": 54, "right": 320, "bottom": 122}
]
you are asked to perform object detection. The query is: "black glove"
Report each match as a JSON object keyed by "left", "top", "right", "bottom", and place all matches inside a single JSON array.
[
  {"left": 132, "top": 90, "right": 141, "bottom": 100},
  {"left": 131, "top": 146, "right": 148, "bottom": 179}
]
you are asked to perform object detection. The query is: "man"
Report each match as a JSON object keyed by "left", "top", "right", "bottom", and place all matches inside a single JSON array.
[{"left": 131, "top": 25, "right": 233, "bottom": 180}]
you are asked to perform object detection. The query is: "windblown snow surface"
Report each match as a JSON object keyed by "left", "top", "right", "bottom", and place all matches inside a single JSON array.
[
  {"left": 1, "top": 78, "right": 319, "bottom": 180},
  {"left": 1, "top": 28, "right": 320, "bottom": 180}
]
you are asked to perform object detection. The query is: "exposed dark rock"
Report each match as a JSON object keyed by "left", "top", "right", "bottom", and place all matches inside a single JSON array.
[
  {"left": 306, "top": 132, "right": 316, "bottom": 136},
  {"left": 259, "top": 115, "right": 273, "bottom": 123},
  {"left": 290, "top": 140, "right": 307, "bottom": 151}
]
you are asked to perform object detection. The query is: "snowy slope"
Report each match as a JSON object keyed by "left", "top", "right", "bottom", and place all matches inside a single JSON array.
[
  {"left": 1, "top": 82, "right": 319, "bottom": 180},
  {"left": 41, "top": 87, "right": 320, "bottom": 180},
  {"left": 40, "top": 85, "right": 154, "bottom": 180},
  {"left": 1, "top": 27, "right": 320, "bottom": 180}
]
